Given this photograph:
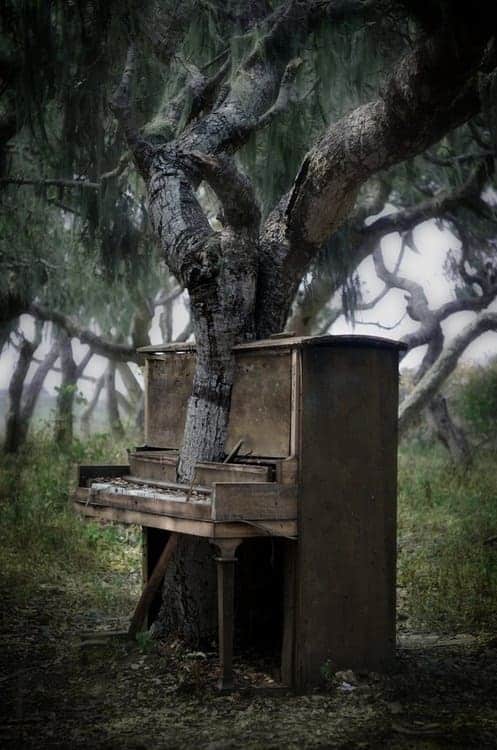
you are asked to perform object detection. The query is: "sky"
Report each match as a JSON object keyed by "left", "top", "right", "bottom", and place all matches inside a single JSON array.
[{"left": 1, "top": 217, "right": 496, "bottom": 401}]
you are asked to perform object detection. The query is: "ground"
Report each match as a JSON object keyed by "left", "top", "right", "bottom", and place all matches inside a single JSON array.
[
  {"left": 1, "top": 562, "right": 497, "bottom": 749},
  {"left": 1, "top": 438, "right": 497, "bottom": 748}
]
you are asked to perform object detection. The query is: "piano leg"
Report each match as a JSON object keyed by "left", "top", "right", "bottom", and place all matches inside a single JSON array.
[{"left": 211, "top": 539, "right": 242, "bottom": 692}]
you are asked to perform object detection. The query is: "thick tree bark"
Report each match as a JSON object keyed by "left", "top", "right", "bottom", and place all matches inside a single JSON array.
[
  {"left": 156, "top": 535, "right": 218, "bottom": 646},
  {"left": 147, "top": 155, "right": 260, "bottom": 481},
  {"left": 256, "top": 13, "right": 493, "bottom": 336}
]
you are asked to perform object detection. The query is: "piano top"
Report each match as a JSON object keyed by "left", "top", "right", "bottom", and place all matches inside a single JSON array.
[{"left": 138, "top": 333, "right": 407, "bottom": 355}]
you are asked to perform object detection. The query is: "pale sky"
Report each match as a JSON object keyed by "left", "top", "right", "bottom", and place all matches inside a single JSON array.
[{"left": 1, "top": 217, "right": 496, "bottom": 401}]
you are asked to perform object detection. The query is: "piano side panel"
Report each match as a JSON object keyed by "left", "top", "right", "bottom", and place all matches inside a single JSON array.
[{"left": 295, "top": 344, "right": 399, "bottom": 688}]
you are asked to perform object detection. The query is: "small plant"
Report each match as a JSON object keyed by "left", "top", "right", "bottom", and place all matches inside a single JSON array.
[
  {"left": 320, "top": 659, "right": 336, "bottom": 687},
  {"left": 135, "top": 630, "right": 155, "bottom": 654}
]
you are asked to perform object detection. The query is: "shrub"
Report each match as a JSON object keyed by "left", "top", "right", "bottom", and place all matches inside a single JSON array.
[{"left": 454, "top": 357, "right": 497, "bottom": 442}]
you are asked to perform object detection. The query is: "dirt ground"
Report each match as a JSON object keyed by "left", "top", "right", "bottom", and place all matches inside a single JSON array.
[{"left": 1, "top": 578, "right": 497, "bottom": 750}]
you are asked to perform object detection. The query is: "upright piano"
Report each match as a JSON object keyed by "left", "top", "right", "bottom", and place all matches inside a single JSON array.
[{"left": 74, "top": 334, "right": 405, "bottom": 690}]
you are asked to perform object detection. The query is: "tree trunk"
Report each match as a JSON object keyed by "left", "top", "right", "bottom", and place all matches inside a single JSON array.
[
  {"left": 16, "top": 341, "right": 60, "bottom": 448},
  {"left": 159, "top": 230, "right": 258, "bottom": 644},
  {"left": 105, "top": 361, "right": 125, "bottom": 439},
  {"left": 4, "top": 338, "right": 36, "bottom": 453},
  {"left": 80, "top": 373, "right": 105, "bottom": 437},
  {"left": 54, "top": 332, "right": 77, "bottom": 447},
  {"left": 427, "top": 394, "right": 472, "bottom": 466},
  {"left": 155, "top": 534, "right": 218, "bottom": 646},
  {"left": 117, "top": 362, "right": 144, "bottom": 433}
]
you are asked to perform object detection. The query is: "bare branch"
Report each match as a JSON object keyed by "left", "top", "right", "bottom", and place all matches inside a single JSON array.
[
  {"left": 80, "top": 374, "right": 106, "bottom": 436},
  {"left": 21, "top": 341, "right": 60, "bottom": 428},
  {"left": 76, "top": 347, "right": 94, "bottom": 378},
  {"left": 354, "top": 311, "right": 407, "bottom": 331},
  {"left": 110, "top": 45, "right": 153, "bottom": 176},
  {"left": 363, "top": 159, "right": 492, "bottom": 238},
  {"left": 186, "top": 151, "right": 260, "bottom": 229},
  {"left": 255, "top": 57, "right": 304, "bottom": 129},
  {"left": 29, "top": 304, "right": 141, "bottom": 363},
  {"left": 399, "top": 311, "right": 497, "bottom": 435},
  {"left": 174, "top": 318, "right": 194, "bottom": 343},
  {"left": 0, "top": 177, "right": 100, "bottom": 190},
  {"left": 154, "top": 285, "right": 183, "bottom": 307}
]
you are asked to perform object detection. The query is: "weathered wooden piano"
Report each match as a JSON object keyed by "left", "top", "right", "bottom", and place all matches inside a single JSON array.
[{"left": 74, "top": 334, "right": 405, "bottom": 691}]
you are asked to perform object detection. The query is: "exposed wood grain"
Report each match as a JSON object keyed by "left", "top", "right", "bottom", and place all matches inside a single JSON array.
[
  {"left": 74, "top": 496, "right": 297, "bottom": 539},
  {"left": 74, "top": 486, "right": 212, "bottom": 520},
  {"left": 145, "top": 349, "right": 293, "bottom": 457},
  {"left": 212, "top": 483, "right": 297, "bottom": 521},
  {"left": 275, "top": 456, "right": 299, "bottom": 485},
  {"left": 129, "top": 533, "right": 178, "bottom": 638},
  {"left": 129, "top": 451, "right": 271, "bottom": 485},
  {"left": 146, "top": 353, "right": 196, "bottom": 448}
]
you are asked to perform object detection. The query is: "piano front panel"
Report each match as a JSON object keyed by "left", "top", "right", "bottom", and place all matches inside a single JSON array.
[{"left": 146, "top": 348, "right": 294, "bottom": 458}]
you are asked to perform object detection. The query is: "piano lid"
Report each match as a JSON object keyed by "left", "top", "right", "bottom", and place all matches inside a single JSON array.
[{"left": 138, "top": 333, "right": 408, "bottom": 355}]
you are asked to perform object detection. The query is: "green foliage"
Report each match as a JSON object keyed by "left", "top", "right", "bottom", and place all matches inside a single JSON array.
[
  {"left": 398, "top": 445, "right": 497, "bottom": 630},
  {"left": 238, "top": 12, "right": 406, "bottom": 216},
  {"left": 454, "top": 358, "right": 497, "bottom": 441},
  {"left": 0, "top": 428, "right": 140, "bottom": 610}
]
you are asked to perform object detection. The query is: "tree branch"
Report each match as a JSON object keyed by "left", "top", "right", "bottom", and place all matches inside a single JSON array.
[
  {"left": 399, "top": 311, "right": 497, "bottom": 435},
  {"left": 110, "top": 45, "right": 153, "bottom": 176},
  {"left": 363, "top": 159, "right": 492, "bottom": 238},
  {"left": 29, "top": 304, "right": 140, "bottom": 363},
  {"left": 186, "top": 151, "right": 260, "bottom": 230},
  {"left": 0, "top": 177, "right": 100, "bottom": 190},
  {"left": 257, "top": 12, "right": 494, "bottom": 335}
]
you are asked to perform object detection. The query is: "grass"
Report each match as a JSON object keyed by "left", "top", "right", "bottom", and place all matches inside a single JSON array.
[
  {"left": 398, "top": 442, "right": 497, "bottom": 631},
  {"left": 1, "top": 430, "right": 496, "bottom": 633},
  {"left": 0, "top": 427, "right": 141, "bottom": 614}
]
